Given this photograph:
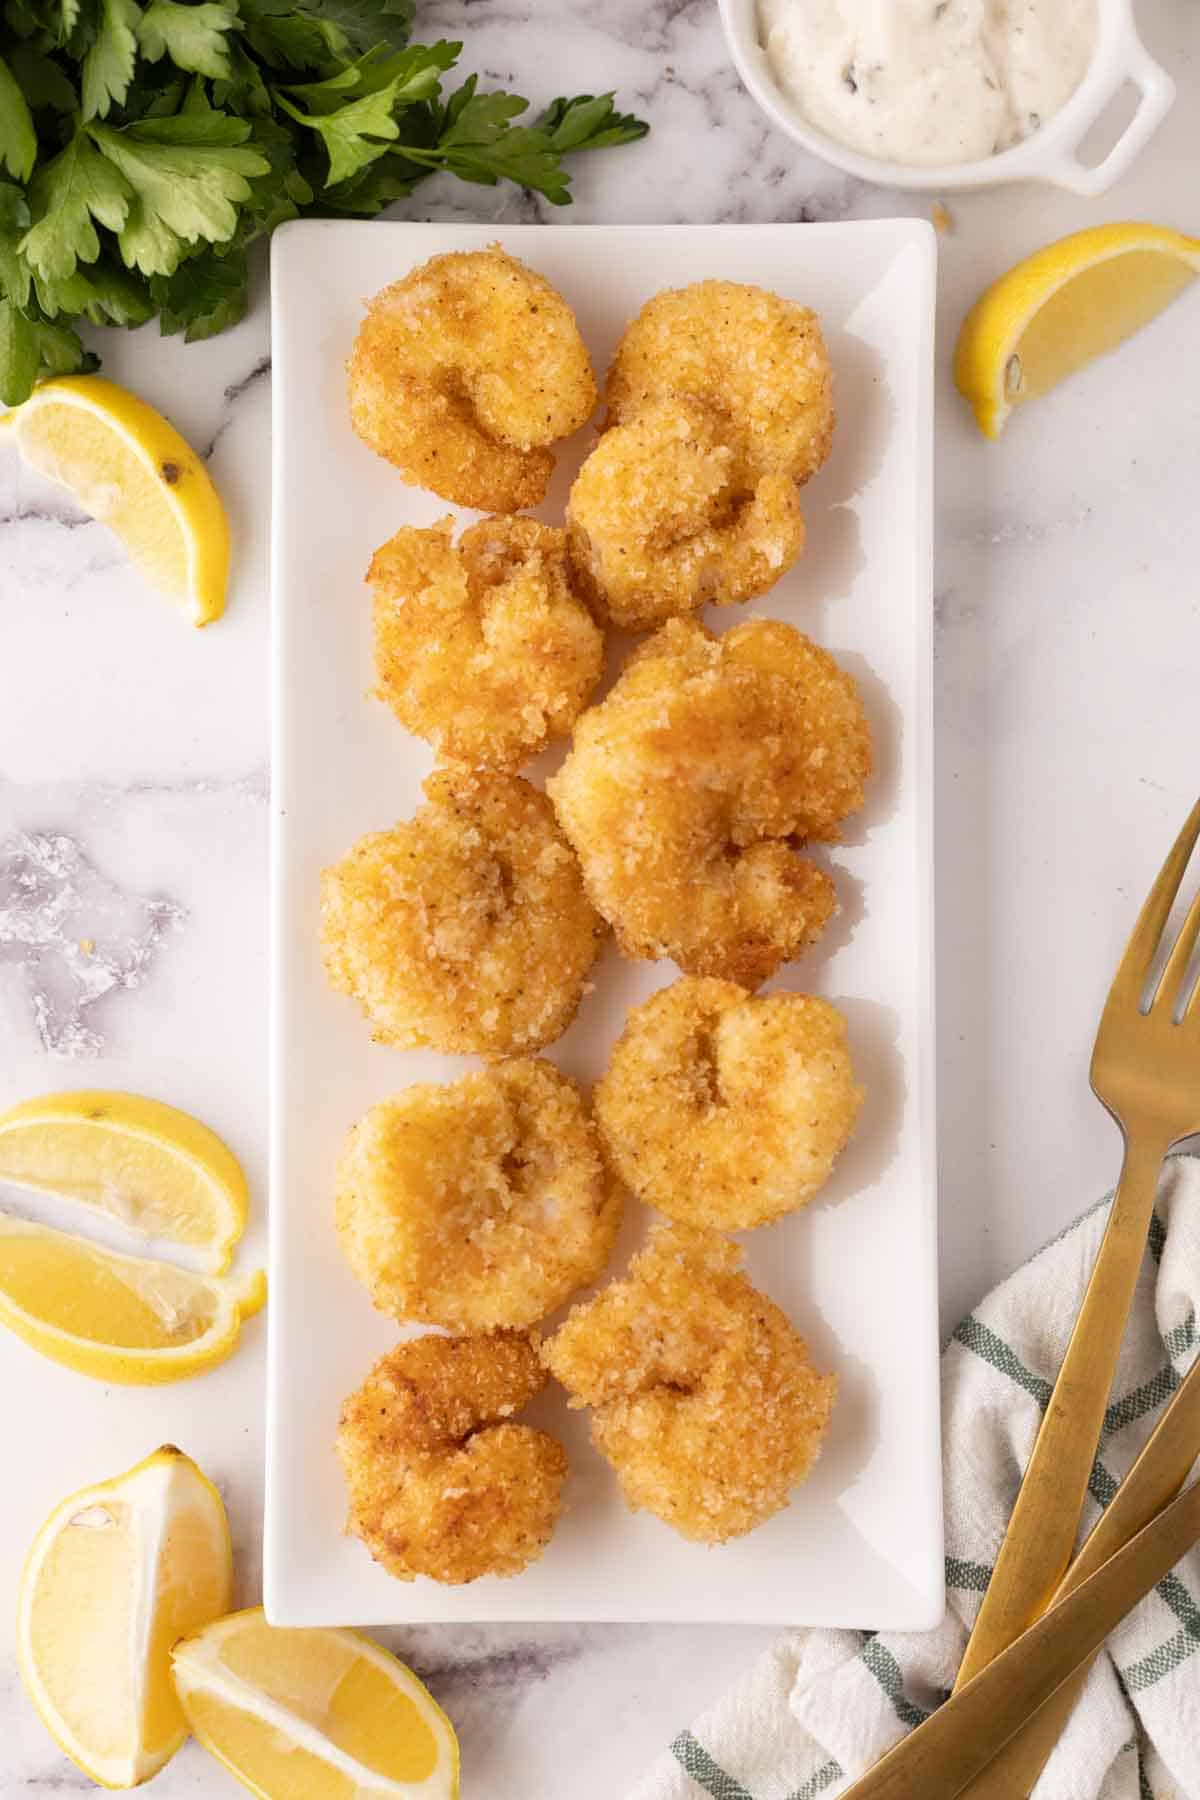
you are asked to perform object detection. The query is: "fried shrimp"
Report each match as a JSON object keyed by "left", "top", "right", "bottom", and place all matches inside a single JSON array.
[
  {"left": 347, "top": 247, "right": 598, "bottom": 512},
  {"left": 595, "top": 978, "right": 863, "bottom": 1229},
  {"left": 543, "top": 1223, "right": 836, "bottom": 1543},
  {"left": 336, "top": 1059, "right": 623, "bottom": 1331},
  {"left": 547, "top": 617, "right": 872, "bottom": 988},
  {"left": 566, "top": 399, "right": 806, "bottom": 630},
  {"left": 337, "top": 1331, "right": 567, "bottom": 1584},
  {"left": 606, "top": 281, "right": 834, "bottom": 487},
  {"left": 321, "top": 770, "right": 603, "bottom": 1055},
  {"left": 369, "top": 515, "right": 603, "bottom": 769}
]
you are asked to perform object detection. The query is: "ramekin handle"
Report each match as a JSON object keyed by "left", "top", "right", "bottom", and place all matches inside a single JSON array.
[{"left": 1044, "top": 31, "right": 1175, "bottom": 197}]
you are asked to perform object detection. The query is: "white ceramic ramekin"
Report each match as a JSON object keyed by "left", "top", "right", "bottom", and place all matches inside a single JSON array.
[{"left": 717, "top": 0, "right": 1175, "bottom": 195}]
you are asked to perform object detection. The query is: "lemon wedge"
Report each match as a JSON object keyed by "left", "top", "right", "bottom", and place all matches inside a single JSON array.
[
  {"left": 955, "top": 222, "right": 1200, "bottom": 438},
  {"left": 0, "top": 1089, "right": 248, "bottom": 1274},
  {"left": 0, "top": 374, "right": 229, "bottom": 622},
  {"left": 0, "top": 1215, "right": 265, "bottom": 1383},
  {"left": 172, "top": 1608, "right": 460, "bottom": 1800},
  {"left": 17, "top": 1445, "right": 233, "bottom": 1789}
]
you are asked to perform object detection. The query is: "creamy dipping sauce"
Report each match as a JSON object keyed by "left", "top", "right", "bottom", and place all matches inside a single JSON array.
[{"left": 758, "top": 0, "right": 1098, "bottom": 166}]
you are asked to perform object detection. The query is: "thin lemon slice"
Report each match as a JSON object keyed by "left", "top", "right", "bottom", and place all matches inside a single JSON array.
[
  {"left": 0, "top": 1089, "right": 248, "bottom": 1274},
  {"left": 0, "top": 374, "right": 229, "bottom": 622},
  {"left": 172, "top": 1608, "right": 460, "bottom": 1800},
  {"left": 0, "top": 1215, "right": 265, "bottom": 1384},
  {"left": 18, "top": 1445, "right": 233, "bottom": 1789},
  {"left": 954, "top": 222, "right": 1200, "bottom": 438}
]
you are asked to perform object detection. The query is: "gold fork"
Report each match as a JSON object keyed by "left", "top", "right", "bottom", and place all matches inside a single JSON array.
[
  {"left": 835, "top": 1335, "right": 1200, "bottom": 1800},
  {"left": 956, "top": 795, "right": 1200, "bottom": 1690}
]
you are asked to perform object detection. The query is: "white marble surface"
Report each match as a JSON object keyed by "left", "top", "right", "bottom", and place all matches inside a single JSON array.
[{"left": 2, "top": 1, "right": 1199, "bottom": 1793}]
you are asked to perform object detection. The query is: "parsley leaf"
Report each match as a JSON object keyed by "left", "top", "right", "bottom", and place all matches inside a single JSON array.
[
  {"left": 0, "top": 181, "right": 33, "bottom": 307},
  {"left": 539, "top": 93, "right": 651, "bottom": 155},
  {"left": 235, "top": 0, "right": 340, "bottom": 73},
  {"left": 20, "top": 124, "right": 130, "bottom": 280},
  {"left": 0, "top": 296, "right": 40, "bottom": 401},
  {"left": 90, "top": 113, "right": 269, "bottom": 274},
  {"left": 0, "top": 55, "right": 38, "bottom": 179},
  {"left": 318, "top": 147, "right": 422, "bottom": 212},
  {"left": 0, "top": 295, "right": 92, "bottom": 404},
  {"left": 6, "top": 45, "right": 78, "bottom": 111},
  {"left": 150, "top": 241, "right": 247, "bottom": 336},
  {"left": 138, "top": 0, "right": 237, "bottom": 81},
  {"left": 282, "top": 41, "right": 456, "bottom": 110},
  {"left": 81, "top": 0, "right": 140, "bottom": 119},
  {"left": 277, "top": 77, "right": 405, "bottom": 185},
  {"left": 292, "top": 0, "right": 413, "bottom": 58},
  {"left": 34, "top": 253, "right": 153, "bottom": 323}
]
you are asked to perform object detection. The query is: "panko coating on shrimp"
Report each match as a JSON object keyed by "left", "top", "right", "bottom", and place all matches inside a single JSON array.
[
  {"left": 321, "top": 770, "right": 603, "bottom": 1056},
  {"left": 606, "top": 281, "right": 834, "bottom": 488},
  {"left": 547, "top": 617, "right": 872, "bottom": 988},
  {"left": 543, "top": 1224, "right": 836, "bottom": 1543},
  {"left": 338, "top": 1331, "right": 567, "bottom": 1584},
  {"left": 348, "top": 247, "right": 597, "bottom": 512},
  {"left": 595, "top": 978, "right": 863, "bottom": 1230},
  {"left": 336, "top": 1059, "right": 623, "bottom": 1331},
  {"left": 566, "top": 399, "right": 805, "bottom": 630},
  {"left": 369, "top": 515, "right": 603, "bottom": 770}
]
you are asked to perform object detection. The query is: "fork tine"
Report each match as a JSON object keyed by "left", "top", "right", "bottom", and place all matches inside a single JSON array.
[
  {"left": 1110, "top": 797, "right": 1200, "bottom": 998},
  {"left": 1156, "top": 880, "right": 1200, "bottom": 1015}
]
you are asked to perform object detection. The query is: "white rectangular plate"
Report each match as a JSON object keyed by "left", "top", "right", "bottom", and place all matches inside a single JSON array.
[{"left": 267, "top": 219, "right": 941, "bottom": 1628}]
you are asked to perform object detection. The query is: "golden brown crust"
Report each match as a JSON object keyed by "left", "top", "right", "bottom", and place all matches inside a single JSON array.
[
  {"left": 347, "top": 247, "right": 598, "bottom": 511},
  {"left": 320, "top": 769, "right": 604, "bottom": 1055},
  {"left": 606, "top": 280, "right": 834, "bottom": 487},
  {"left": 566, "top": 399, "right": 806, "bottom": 631},
  {"left": 336, "top": 1058, "right": 623, "bottom": 1330},
  {"left": 594, "top": 978, "right": 862, "bottom": 1229},
  {"left": 547, "top": 617, "right": 871, "bottom": 987},
  {"left": 543, "top": 1224, "right": 836, "bottom": 1543},
  {"left": 369, "top": 515, "right": 604, "bottom": 770},
  {"left": 337, "top": 1332, "right": 567, "bottom": 1584}
]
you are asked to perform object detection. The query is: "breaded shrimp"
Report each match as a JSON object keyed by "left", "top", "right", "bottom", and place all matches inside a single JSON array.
[
  {"left": 336, "top": 1058, "right": 623, "bottom": 1331},
  {"left": 606, "top": 280, "right": 834, "bottom": 487},
  {"left": 595, "top": 978, "right": 863, "bottom": 1229},
  {"left": 337, "top": 1331, "right": 567, "bottom": 1584},
  {"left": 321, "top": 770, "right": 603, "bottom": 1056},
  {"left": 348, "top": 247, "right": 598, "bottom": 511},
  {"left": 369, "top": 515, "right": 603, "bottom": 770},
  {"left": 543, "top": 1224, "right": 836, "bottom": 1543},
  {"left": 566, "top": 399, "right": 805, "bottom": 630},
  {"left": 547, "top": 617, "right": 872, "bottom": 988}
]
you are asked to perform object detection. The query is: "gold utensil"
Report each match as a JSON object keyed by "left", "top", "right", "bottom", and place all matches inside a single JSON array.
[
  {"left": 836, "top": 1472, "right": 1200, "bottom": 1800},
  {"left": 956, "top": 796, "right": 1200, "bottom": 1689},
  {"left": 959, "top": 1343, "right": 1200, "bottom": 1798}
]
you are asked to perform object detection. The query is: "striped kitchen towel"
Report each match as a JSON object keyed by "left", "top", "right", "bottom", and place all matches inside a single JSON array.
[{"left": 631, "top": 1154, "right": 1200, "bottom": 1800}]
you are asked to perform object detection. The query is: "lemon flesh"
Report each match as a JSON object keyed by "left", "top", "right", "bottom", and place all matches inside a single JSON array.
[
  {"left": 2, "top": 375, "right": 229, "bottom": 623},
  {"left": 0, "top": 1089, "right": 248, "bottom": 1273},
  {"left": 17, "top": 1446, "right": 233, "bottom": 1789},
  {"left": 172, "top": 1608, "right": 460, "bottom": 1800},
  {"left": 0, "top": 1215, "right": 265, "bottom": 1383},
  {"left": 954, "top": 223, "right": 1200, "bottom": 438}
]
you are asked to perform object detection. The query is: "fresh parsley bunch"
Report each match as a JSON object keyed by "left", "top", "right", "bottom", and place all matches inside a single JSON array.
[{"left": 0, "top": 0, "right": 648, "bottom": 403}]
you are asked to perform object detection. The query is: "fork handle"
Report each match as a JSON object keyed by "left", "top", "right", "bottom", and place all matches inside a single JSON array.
[
  {"left": 838, "top": 1476, "right": 1200, "bottom": 1800},
  {"left": 955, "top": 1131, "right": 1169, "bottom": 1690}
]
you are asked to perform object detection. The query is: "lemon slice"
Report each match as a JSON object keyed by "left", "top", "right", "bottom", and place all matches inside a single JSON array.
[
  {"left": 172, "top": 1608, "right": 460, "bottom": 1800},
  {"left": 0, "top": 374, "right": 229, "bottom": 622},
  {"left": 17, "top": 1445, "right": 233, "bottom": 1789},
  {"left": 0, "top": 1089, "right": 248, "bottom": 1274},
  {"left": 0, "top": 1215, "right": 265, "bottom": 1383},
  {"left": 954, "top": 222, "right": 1200, "bottom": 438}
]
